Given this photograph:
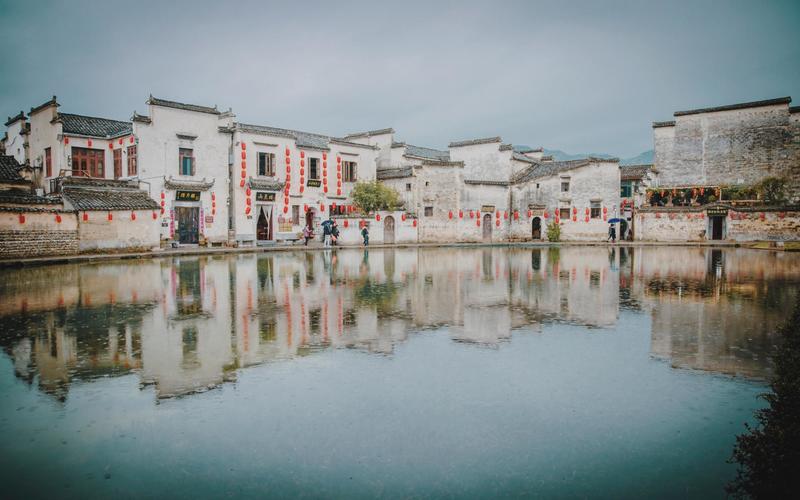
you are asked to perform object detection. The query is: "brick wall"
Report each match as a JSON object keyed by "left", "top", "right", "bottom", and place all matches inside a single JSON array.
[{"left": 0, "top": 211, "right": 79, "bottom": 258}]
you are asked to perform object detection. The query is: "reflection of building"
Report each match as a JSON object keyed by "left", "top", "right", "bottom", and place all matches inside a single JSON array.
[{"left": 1, "top": 247, "right": 798, "bottom": 402}]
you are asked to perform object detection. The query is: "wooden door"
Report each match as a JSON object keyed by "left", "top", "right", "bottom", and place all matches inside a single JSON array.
[
  {"left": 482, "top": 214, "right": 492, "bottom": 241},
  {"left": 532, "top": 217, "right": 541, "bottom": 239},
  {"left": 113, "top": 149, "right": 122, "bottom": 179},
  {"left": 176, "top": 207, "right": 199, "bottom": 244},
  {"left": 384, "top": 215, "right": 395, "bottom": 244}
]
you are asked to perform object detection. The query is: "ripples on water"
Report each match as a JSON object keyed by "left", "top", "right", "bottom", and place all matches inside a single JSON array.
[{"left": 0, "top": 246, "right": 798, "bottom": 498}]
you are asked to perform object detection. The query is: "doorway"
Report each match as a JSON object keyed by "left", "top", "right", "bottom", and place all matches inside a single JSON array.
[
  {"left": 256, "top": 205, "right": 272, "bottom": 243},
  {"left": 175, "top": 207, "right": 199, "bottom": 244},
  {"left": 482, "top": 214, "right": 492, "bottom": 241},
  {"left": 384, "top": 215, "right": 395, "bottom": 244},
  {"left": 532, "top": 217, "right": 542, "bottom": 240},
  {"left": 305, "top": 209, "right": 314, "bottom": 230},
  {"left": 711, "top": 217, "right": 724, "bottom": 240},
  {"left": 620, "top": 220, "right": 629, "bottom": 241}
]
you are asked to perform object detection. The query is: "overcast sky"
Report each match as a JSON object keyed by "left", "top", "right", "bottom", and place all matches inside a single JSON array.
[{"left": 1, "top": 0, "right": 798, "bottom": 158}]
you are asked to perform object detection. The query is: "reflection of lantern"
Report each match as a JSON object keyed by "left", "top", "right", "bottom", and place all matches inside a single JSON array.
[
  {"left": 285, "top": 147, "right": 290, "bottom": 156},
  {"left": 496, "top": 219, "right": 500, "bottom": 227},
  {"left": 448, "top": 210, "right": 453, "bottom": 219},
  {"left": 412, "top": 219, "right": 417, "bottom": 227},
  {"left": 401, "top": 213, "right": 406, "bottom": 221},
  {"left": 470, "top": 210, "right": 474, "bottom": 218},
  {"left": 514, "top": 211, "right": 519, "bottom": 220},
  {"left": 572, "top": 216, "right": 577, "bottom": 222}
]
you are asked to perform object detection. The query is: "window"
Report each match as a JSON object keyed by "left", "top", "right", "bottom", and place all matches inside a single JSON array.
[
  {"left": 424, "top": 206, "right": 433, "bottom": 217},
  {"left": 127, "top": 145, "right": 137, "bottom": 176},
  {"left": 620, "top": 180, "right": 632, "bottom": 198},
  {"left": 536, "top": 183, "right": 540, "bottom": 189},
  {"left": 45, "top": 147, "right": 52, "bottom": 177},
  {"left": 179, "top": 148, "right": 194, "bottom": 176},
  {"left": 113, "top": 149, "right": 122, "bottom": 179},
  {"left": 343, "top": 161, "right": 357, "bottom": 182},
  {"left": 559, "top": 207, "right": 570, "bottom": 220},
  {"left": 71, "top": 147, "right": 105, "bottom": 177},
  {"left": 258, "top": 152, "right": 275, "bottom": 177},
  {"left": 591, "top": 201, "right": 601, "bottom": 219},
  {"left": 406, "top": 183, "right": 412, "bottom": 191},
  {"left": 292, "top": 205, "right": 300, "bottom": 225},
  {"left": 309, "top": 158, "right": 319, "bottom": 180},
  {"left": 561, "top": 180, "right": 570, "bottom": 192}
]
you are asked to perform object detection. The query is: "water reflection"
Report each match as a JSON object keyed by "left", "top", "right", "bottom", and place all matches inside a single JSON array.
[{"left": 1, "top": 247, "right": 798, "bottom": 400}]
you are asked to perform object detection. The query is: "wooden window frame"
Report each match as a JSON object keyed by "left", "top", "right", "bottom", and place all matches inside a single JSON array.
[
  {"left": 45, "top": 147, "right": 52, "bottom": 177},
  {"left": 113, "top": 148, "right": 122, "bottom": 179},
  {"left": 179, "top": 148, "right": 195, "bottom": 176},
  {"left": 71, "top": 147, "right": 105, "bottom": 178},
  {"left": 309, "top": 158, "right": 319, "bottom": 180},
  {"left": 258, "top": 152, "right": 275, "bottom": 177},
  {"left": 127, "top": 145, "right": 137, "bottom": 176},
  {"left": 343, "top": 161, "right": 357, "bottom": 182}
]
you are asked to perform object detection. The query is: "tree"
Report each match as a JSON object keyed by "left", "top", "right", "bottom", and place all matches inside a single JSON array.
[
  {"left": 727, "top": 297, "right": 800, "bottom": 498},
  {"left": 350, "top": 181, "right": 401, "bottom": 213},
  {"left": 755, "top": 177, "right": 787, "bottom": 205},
  {"left": 546, "top": 221, "right": 561, "bottom": 242}
]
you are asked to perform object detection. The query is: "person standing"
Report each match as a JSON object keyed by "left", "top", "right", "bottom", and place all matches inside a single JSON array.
[
  {"left": 361, "top": 224, "right": 369, "bottom": 246},
  {"left": 331, "top": 221, "right": 340, "bottom": 246},
  {"left": 607, "top": 224, "right": 616, "bottom": 243},
  {"left": 303, "top": 225, "right": 312, "bottom": 246},
  {"left": 323, "top": 220, "right": 332, "bottom": 247}
]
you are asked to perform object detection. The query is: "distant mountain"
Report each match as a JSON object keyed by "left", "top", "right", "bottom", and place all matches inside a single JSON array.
[{"left": 515, "top": 146, "right": 654, "bottom": 166}]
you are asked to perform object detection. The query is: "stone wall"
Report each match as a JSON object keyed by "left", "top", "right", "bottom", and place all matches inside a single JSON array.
[
  {"left": 654, "top": 103, "right": 800, "bottom": 202},
  {"left": 636, "top": 206, "right": 800, "bottom": 242},
  {"left": 0, "top": 210, "right": 78, "bottom": 258},
  {"left": 77, "top": 209, "right": 160, "bottom": 252}
]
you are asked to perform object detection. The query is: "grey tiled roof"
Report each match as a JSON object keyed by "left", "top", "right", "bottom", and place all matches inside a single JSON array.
[
  {"left": 344, "top": 127, "right": 394, "bottom": 139},
  {"left": 673, "top": 96, "right": 791, "bottom": 117},
  {"left": 59, "top": 113, "right": 132, "bottom": 138},
  {"left": 0, "top": 188, "right": 60, "bottom": 205},
  {"left": 163, "top": 176, "right": 215, "bottom": 191},
  {"left": 237, "top": 123, "right": 330, "bottom": 150},
  {"left": 148, "top": 96, "right": 221, "bottom": 115},
  {"left": 5, "top": 111, "right": 25, "bottom": 127},
  {"left": 652, "top": 120, "right": 676, "bottom": 128},
  {"left": 620, "top": 164, "right": 653, "bottom": 181},
  {"left": 449, "top": 136, "right": 502, "bottom": 148},
  {"left": 62, "top": 186, "right": 159, "bottom": 211},
  {"left": 499, "top": 144, "right": 513, "bottom": 151},
  {"left": 514, "top": 146, "right": 542, "bottom": 154},
  {"left": 248, "top": 177, "right": 285, "bottom": 191},
  {"left": 376, "top": 167, "right": 413, "bottom": 180},
  {"left": 513, "top": 159, "right": 593, "bottom": 184},
  {"left": 405, "top": 144, "right": 450, "bottom": 161},
  {"left": 511, "top": 152, "right": 538, "bottom": 164},
  {"left": 0, "top": 155, "right": 25, "bottom": 182}
]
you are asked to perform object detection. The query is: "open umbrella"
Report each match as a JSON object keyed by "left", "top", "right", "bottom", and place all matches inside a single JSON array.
[{"left": 607, "top": 218, "right": 622, "bottom": 224}]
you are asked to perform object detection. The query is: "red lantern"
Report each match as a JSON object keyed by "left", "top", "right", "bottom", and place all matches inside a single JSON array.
[
  {"left": 55, "top": 214, "right": 62, "bottom": 223},
  {"left": 401, "top": 213, "right": 407, "bottom": 221},
  {"left": 530, "top": 210, "right": 534, "bottom": 218},
  {"left": 603, "top": 215, "right": 607, "bottom": 221},
  {"left": 337, "top": 181, "right": 341, "bottom": 188},
  {"left": 323, "top": 187, "right": 328, "bottom": 193},
  {"left": 572, "top": 216, "right": 577, "bottom": 222},
  {"left": 161, "top": 208, "right": 165, "bottom": 215},
  {"left": 584, "top": 215, "right": 589, "bottom": 222},
  {"left": 108, "top": 143, "right": 113, "bottom": 150},
  {"left": 514, "top": 211, "right": 519, "bottom": 220},
  {"left": 87, "top": 139, "right": 93, "bottom": 147},
  {"left": 322, "top": 152, "right": 327, "bottom": 160},
  {"left": 760, "top": 212, "right": 766, "bottom": 220},
  {"left": 83, "top": 212, "right": 88, "bottom": 221},
  {"left": 476, "top": 218, "right": 481, "bottom": 227},
  {"left": 285, "top": 147, "right": 290, "bottom": 156},
  {"left": 152, "top": 212, "right": 157, "bottom": 220},
  {"left": 496, "top": 211, "right": 500, "bottom": 218},
  {"left": 160, "top": 192, "right": 165, "bottom": 199},
  {"left": 504, "top": 211, "right": 508, "bottom": 220},
  {"left": 64, "top": 137, "right": 70, "bottom": 144},
  {"left": 129, "top": 136, "right": 134, "bottom": 144},
  {"left": 304, "top": 204, "right": 309, "bottom": 212},
  {"left": 337, "top": 156, "right": 341, "bottom": 164},
  {"left": 108, "top": 212, "right": 113, "bottom": 221},
  {"left": 412, "top": 219, "right": 417, "bottom": 227},
  {"left": 300, "top": 151, "right": 305, "bottom": 159},
  {"left": 332, "top": 202, "right": 337, "bottom": 209},
  {"left": 469, "top": 210, "right": 474, "bottom": 218},
  {"left": 320, "top": 204, "right": 325, "bottom": 212},
  {"left": 300, "top": 168, "right": 305, "bottom": 176},
  {"left": 459, "top": 209, "right": 463, "bottom": 219},
  {"left": 285, "top": 157, "right": 290, "bottom": 165},
  {"left": 343, "top": 219, "right": 349, "bottom": 228},
  {"left": 131, "top": 212, "right": 136, "bottom": 220},
  {"left": 246, "top": 198, "right": 251, "bottom": 206},
  {"left": 448, "top": 210, "right": 453, "bottom": 220},
  {"left": 119, "top": 138, "right": 123, "bottom": 145},
  {"left": 323, "top": 161, "right": 327, "bottom": 168},
  {"left": 376, "top": 214, "right": 381, "bottom": 222},
  {"left": 572, "top": 207, "right": 577, "bottom": 215},
  {"left": 18, "top": 214, "right": 25, "bottom": 224},
  {"left": 299, "top": 186, "right": 304, "bottom": 193},
  {"left": 241, "top": 151, "right": 246, "bottom": 160},
  {"left": 300, "top": 159, "right": 305, "bottom": 167},
  {"left": 241, "top": 142, "right": 246, "bottom": 151},
  {"left": 241, "top": 171, "right": 246, "bottom": 179},
  {"left": 240, "top": 179, "right": 245, "bottom": 188},
  {"left": 496, "top": 219, "right": 500, "bottom": 227},
  {"left": 246, "top": 187, "right": 251, "bottom": 196},
  {"left": 585, "top": 207, "right": 589, "bottom": 215},
  {"left": 603, "top": 207, "right": 607, "bottom": 214},
  {"left": 337, "top": 190, "right": 342, "bottom": 196},
  {"left": 282, "top": 206, "right": 287, "bottom": 214}
]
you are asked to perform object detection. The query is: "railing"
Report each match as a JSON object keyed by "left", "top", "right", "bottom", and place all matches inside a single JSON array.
[{"left": 49, "top": 169, "right": 96, "bottom": 194}]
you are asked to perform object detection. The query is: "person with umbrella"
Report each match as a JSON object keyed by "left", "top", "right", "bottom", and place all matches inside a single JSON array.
[{"left": 607, "top": 217, "right": 621, "bottom": 243}]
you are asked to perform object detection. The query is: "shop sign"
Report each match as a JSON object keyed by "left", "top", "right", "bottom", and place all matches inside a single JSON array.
[
  {"left": 481, "top": 205, "right": 495, "bottom": 212},
  {"left": 706, "top": 207, "right": 729, "bottom": 217},
  {"left": 255, "top": 192, "right": 276, "bottom": 202},
  {"left": 176, "top": 191, "right": 201, "bottom": 202},
  {"left": 205, "top": 216, "right": 214, "bottom": 224},
  {"left": 306, "top": 179, "right": 322, "bottom": 187}
]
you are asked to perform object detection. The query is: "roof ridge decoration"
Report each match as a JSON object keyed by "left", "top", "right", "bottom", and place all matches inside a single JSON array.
[
  {"left": 344, "top": 128, "right": 395, "bottom": 139},
  {"left": 30, "top": 96, "right": 59, "bottom": 115},
  {"left": 4, "top": 111, "right": 25, "bottom": 127},
  {"left": 673, "top": 96, "right": 791, "bottom": 117},
  {"left": 163, "top": 176, "right": 215, "bottom": 191},
  {"left": 148, "top": 95, "right": 221, "bottom": 115},
  {"left": 499, "top": 144, "right": 513, "bottom": 151},
  {"left": 449, "top": 136, "right": 502, "bottom": 148},
  {"left": 511, "top": 152, "right": 538, "bottom": 165},
  {"left": 652, "top": 120, "right": 676, "bottom": 128},
  {"left": 248, "top": 177, "right": 285, "bottom": 191}
]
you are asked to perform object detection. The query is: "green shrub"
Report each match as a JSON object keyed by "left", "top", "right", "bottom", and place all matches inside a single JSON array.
[
  {"left": 350, "top": 181, "right": 401, "bottom": 213},
  {"left": 727, "top": 298, "right": 800, "bottom": 498},
  {"left": 546, "top": 222, "right": 561, "bottom": 242},
  {"left": 756, "top": 177, "right": 787, "bottom": 205}
]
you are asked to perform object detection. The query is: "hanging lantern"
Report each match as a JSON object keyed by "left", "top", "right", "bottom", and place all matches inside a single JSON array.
[
  {"left": 376, "top": 214, "right": 381, "bottom": 222},
  {"left": 572, "top": 207, "right": 577, "bottom": 215},
  {"left": 332, "top": 202, "right": 337, "bottom": 209},
  {"left": 322, "top": 152, "right": 327, "bottom": 160},
  {"left": 401, "top": 213, "right": 407, "bottom": 221},
  {"left": 504, "top": 211, "right": 508, "bottom": 219},
  {"left": 285, "top": 147, "right": 290, "bottom": 156},
  {"left": 300, "top": 168, "right": 305, "bottom": 176},
  {"left": 304, "top": 204, "right": 309, "bottom": 212},
  {"left": 129, "top": 136, "right": 134, "bottom": 144},
  {"left": 469, "top": 210, "right": 474, "bottom": 218},
  {"left": 18, "top": 214, "right": 25, "bottom": 224},
  {"left": 244, "top": 206, "right": 251, "bottom": 215},
  {"left": 585, "top": 207, "right": 589, "bottom": 215},
  {"left": 459, "top": 209, "right": 463, "bottom": 219},
  {"left": 108, "top": 212, "right": 113, "bottom": 221},
  {"left": 239, "top": 179, "right": 245, "bottom": 188},
  {"left": 131, "top": 211, "right": 136, "bottom": 220},
  {"left": 211, "top": 192, "right": 216, "bottom": 200},
  {"left": 496, "top": 219, "right": 500, "bottom": 227},
  {"left": 241, "top": 151, "right": 246, "bottom": 160},
  {"left": 448, "top": 210, "right": 453, "bottom": 220},
  {"left": 299, "top": 186, "right": 305, "bottom": 193},
  {"left": 245, "top": 187, "right": 251, "bottom": 196},
  {"left": 161, "top": 208, "right": 165, "bottom": 215},
  {"left": 300, "top": 151, "right": 305, "bottom": 159},
  {"left": 495, "top": 210, "right": 500, "bottom": 218},
  {"left": 282, "top": 206, "right": 287, "bottom": 214},
  {"left": 320, "top": 204, "right": 325, "bottom": 212},
  {"left": 160, "top": 192, "right": 165, "bottom": 199},
  {"left": 119, "top": 138, "right": 123, "bottom": 145},
  {"left": 336, "top": 181, "right": 341, "bottom": 188},
  {"left": 108, "top": 143, "right": 113, "bottom": 150},
  {"left": 240, "top": 170, "right": 246, "bottom": 179},
  {"left": 241, "top": 161, "right": 247, "bottom": 171},
  {"left": 572, "top": 215, "right": 577, "bottom": 222},
  {"left": 603, "top": 215, "right": 607, "bottom": 221},
  {"left": 83, "top": 212, "right": 89, "bottom": 221},
  {"left": 241, "top": 142, "right": 246, "bottom": 151},
  {"left": 246, "top": 198, "right": 251, "bottom": 206},
  {"left": 87, "top": 139, "right": 93, "bottom": 147},
  {"left": 323, "top": 187, "right": 328, "bottom": 193},
  {"left": 584, "top": 215, "right": 589, "bottom": 222},
  {"left": 542, "top": 211, "right": 547, "bottom": 219},
  {"left": 760, "top": 212, "right": 766, "bottom": 220},
  {"left": 152, "top": 212, "right": 157, "bottom": 220},
  {"left": 476, "top": 218, "right": 481, "bottom": 227},
  {"left": 64, "top": 137, "right": 70, "bottom": 144},
  {"left": 603, "top": 207, "right": 607, "bottom": 214},
  {"left": 514, "top": 211, "right": 519, "bottom": 220},
  {"left": 412, "top": 219, "right": 417, "bottom": 228},
  {"left": 323, "top": 161, "right": 327, "bottom": 168},
  {"left": 337, "top": 190, "right": 342, "bottom": 196},
  {"left": 337, "top": 156, "right": 341, "bottom": 164},
  {"left": 300, "top": 159, "right": 305, "bottom": 167},
  {"left": 285, "top": 157, "right": 291, "bottom": 165},
  {"left": 343, "top": 219, "right": 349, "bottom": 228},
  {"left": 55, "top": 214, "right": 62, "bottom": 223}
]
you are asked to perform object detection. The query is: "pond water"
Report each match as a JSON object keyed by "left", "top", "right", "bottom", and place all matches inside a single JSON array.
[{"left": 1, "top": 246, "right": 798, "bottom": 498}]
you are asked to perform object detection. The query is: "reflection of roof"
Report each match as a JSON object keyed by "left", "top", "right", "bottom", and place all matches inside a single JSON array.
[
  {"left": 59, "top": 113, "right": 132, "bottom": 138},
  {"left": 620, "top": 164, "right": 653, "bottom": 181},
  {"left": 148, "top": 96, "right": 220, "bottom": 115},
  {"left": 0, "top": 155, "right": 26, "bottom": 182},
  {"left": 449, "top": 136, "right": 502, "bottom": 148},
  {"left": 377, "top": 166, "right": 413, "bottom": 180},
  {"left": 61, "top": 178, "right": 159, "bottom": 210}
]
